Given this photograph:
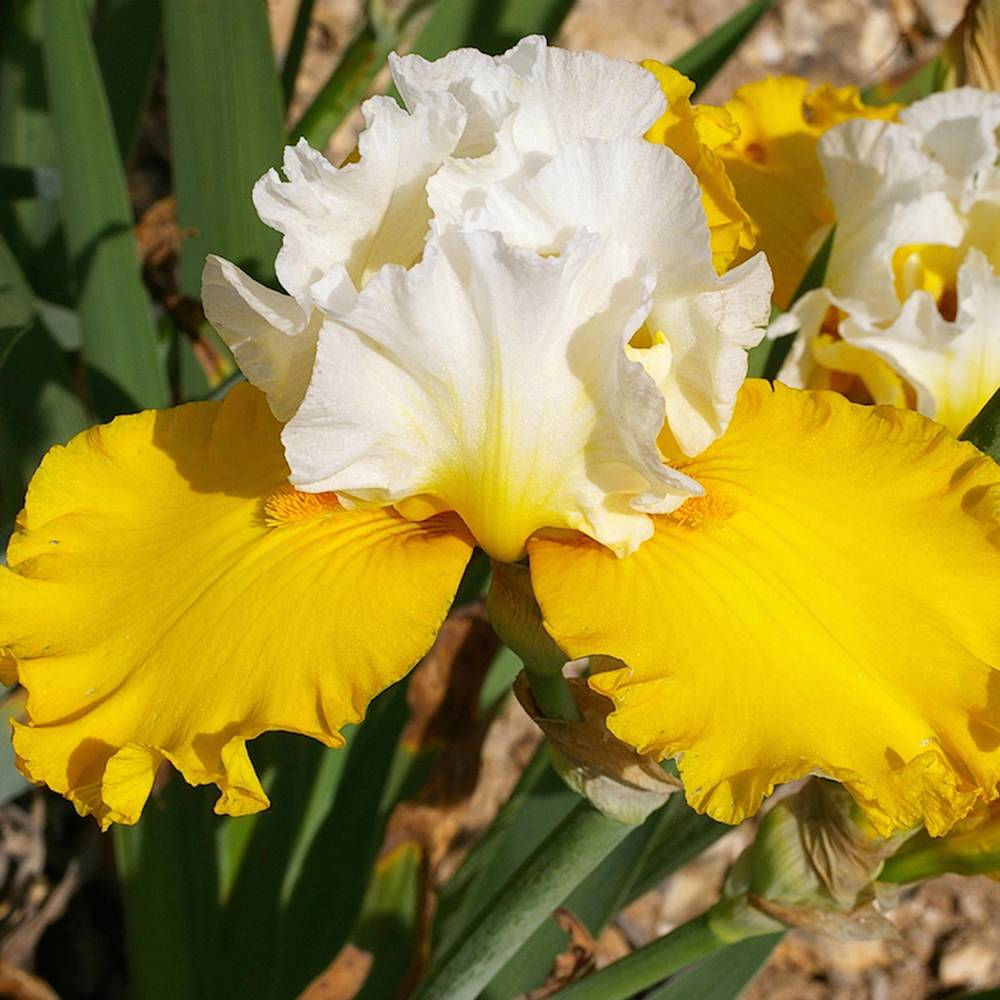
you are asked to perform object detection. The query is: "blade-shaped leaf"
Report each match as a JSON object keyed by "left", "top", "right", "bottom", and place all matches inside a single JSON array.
[
  {"left": 482, "top": 793, "right": 727, "bottom": 998},
  {"left": 162, "top": 0, "right": 285, "bottom": 296},
  {"left": 646, "top": 932, "right": 783, "bottom": 1000},
  {"left": 747, "top": 226, "right": 836, "bottom": 381},
  {"left": 960, "top": 386, "right": 1000, "bottom": 461},
  {"left": 41, "top": 0, "right": 168, "bottom": 418},
  {"left": 0, "top": 318, "right": 88, "bottom": 544},
  {"left": 281, "top": 0, "right": 317, "bottom": 107},
  {"left": 114, "top": 783, "right": 224, "bottom": 1000},
  {"left": 409, "top": 0, "right": 574, "bottom": 60},
  {"left": 0, "top": 229, "right": 34, "bottom": 367},
  {"left": 0, "top": 0, "right": 70, "bottom": 305},
  {"left": 672, "top": 0, "right": 774, "bottom": 94},
  {"left": 93, "top": 0, "right": 162, "bottom": 161}
]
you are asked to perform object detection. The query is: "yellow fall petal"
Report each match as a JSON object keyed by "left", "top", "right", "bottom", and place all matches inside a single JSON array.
[
  {"left": 0, "top": 384, "right": 472, "bottom": 828},
  {"left": 718, "top": 77, "right": 898, "bottom": 306},
  {"left": 642, "top": 61, "right": 754, "bottom": 273},
  {"left": 530, "top": 379, "right": 1000, "bottom": 836}
]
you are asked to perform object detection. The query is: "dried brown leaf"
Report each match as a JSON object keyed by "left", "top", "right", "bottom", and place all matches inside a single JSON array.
[
  {"left": 297, "top": 944, "right": 373, "bottom": 1000},
  {"left": 528, "top": 907, "right": 597, "bottom": 999}
]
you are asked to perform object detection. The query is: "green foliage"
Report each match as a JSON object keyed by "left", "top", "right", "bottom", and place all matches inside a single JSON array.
[
  {"left": 41, "top": 0, "right": 167, "bottom": 418},
  {"left": 162, "top": 0, "right": 285, "bottom": 296},
  {"left": 960, "top": 386, "right": 1000, "bottom": 462},
  {"left": 672, "top": 0, "right": 774, "bottom": 94},
  {"left": 0, "top": 1, "right": 810, "bottom": 997},
  {"left": 747, "top": 226, "right": 836, "bottom": 380}
]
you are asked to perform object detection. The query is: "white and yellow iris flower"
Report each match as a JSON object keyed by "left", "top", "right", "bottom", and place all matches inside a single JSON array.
[
  {"left": 2, "top": 41, "right": 999, "bottom": 839},
  {"left": 776, "top": 87, "right": 1000, "bottom": 434}
]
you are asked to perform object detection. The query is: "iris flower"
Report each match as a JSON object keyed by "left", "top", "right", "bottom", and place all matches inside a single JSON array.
[
  {"left": 715, "top": 76, "right": 898, "bottom": 307},
  {"left": 775, "top": 88, "right": 1000, "bottom": 435},
  {"left": 1, "top": 40, "right": 999, "bottom": 840}
]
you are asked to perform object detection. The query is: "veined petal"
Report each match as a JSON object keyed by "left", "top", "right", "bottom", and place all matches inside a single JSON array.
[
  {"left": 841, "top": 249, "right": 1000, "bottom": 433},
  {"left": 469, "top": 138, "right": 772, "bottom": 458},
  {"left": 530, "top": 379, "right": 1000, "bottom": 836},
  {"left": 252, "top": 94, "right": 465, "bottom": 299},
  {"left": 0, "top": 385, "right": 472, "bottom": 827},
  {"left": 282, "top": 227, "right": 701, "bottom": 563}
]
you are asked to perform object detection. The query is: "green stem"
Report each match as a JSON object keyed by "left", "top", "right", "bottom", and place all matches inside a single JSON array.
[
  {"left": 289, "top": 22, "right": 394, "bottom": 148},
  {"left": 413, "top": 803, "right": 631, "bottom": 1000},
  {"left": 551, "top": 909, "right": 760, "bottom": 1000},
  {"left": 525, "top": 663, "right": 580, "bottom": 722}
]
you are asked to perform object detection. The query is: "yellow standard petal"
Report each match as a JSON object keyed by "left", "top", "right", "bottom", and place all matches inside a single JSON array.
[
  {"left": 530, "top": 379, "right": 1000, "bottom": 836},
  {"left": 642, "top": 61, "right": 754, "bottom": 274},
  {"left": 0, "top": 384, "right": 472, "bottom": 828},
  {"left": 718, "top": 77, "right": 898, "bottom": 307}
]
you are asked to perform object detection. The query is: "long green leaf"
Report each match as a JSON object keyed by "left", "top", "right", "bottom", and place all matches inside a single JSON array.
[
  {"left": 353, "top": 842, "right": 424, "bottom": 1000},
  {"left": 281, "top": 0, "right": 317, "bottom": 106},
  {"left": 290, "top": 20, "right": 397, "bottom": 149},
  {"left": 114, "top": 784, "right": 224, "bottom": 1000},
  {"left": 0, "top": 230, "right": 34, "bottom": 367},
  {"left": 41, "top": 0, "right": 168, "bottom": 418},
  {"left": 553, "top": 912, "right": 778, "bottom": 1000},
  {"left": 262, "top": 683, "right": 407, "bottom": 1000},
  {"left": 0, "top": 0, "right": 70, "bottom": 305},
  {"left": 162, "top": 0, "right": 285, "bottom": 297},
  {"left": 415, "top": 803, "right": 632, "bottom": 1000},
  {"left": 482, "top": 793, "right": 727, "bottom": 998},
  {"left": 409, "top": 0, "right": 574, "bottom": 61},
  {"left": 432, "top": 745, "right": 578, "bottom": 962},
  {"left": 0, "top": 319, "right": 88, "bottom": 542},
  {"left": 960, "top": 386, "right": 1000, "bottom": 461},
  {"left": 93, "top": 0, "right": 162, "bottom": 160},
  {"left": 646, "top": 932, "right": 782, "bottom": 1000},
  {"left": 747, "top": 226, "right": 836, "bottom": 381},
  {"left": 672, "top": 0, "right": 774, "bottom": 94}
]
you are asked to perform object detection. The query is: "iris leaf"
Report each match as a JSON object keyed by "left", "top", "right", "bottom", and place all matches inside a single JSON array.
[
  {"left": 960, "top": 386, "right": 1000, "bottom": 461},
  {"left": 747, "top": 225, "right": 836, "bottom": 381},
  {"left": 162, "top": 0, "right": 285, "bottom": 297},
  {"left": 281, "top": 0, "right": 318, "bottom": 107},
  {"left": 41, "top": 0, "right": 168, "bottom": 418},
  {"left": 672, "top": 0, "right": 774, "bottom": 94},
  {"left": 0, "top": 230, "right": 34, "bottom": 368},
  {"left": 645, "top": 933, "right": 782, "bottom": 999},
  {"left": 93, "top": 0, "right": 162, "bottom": 161},
  {"left": 482, "top": 794, "right": 727, "bottom": 997}
]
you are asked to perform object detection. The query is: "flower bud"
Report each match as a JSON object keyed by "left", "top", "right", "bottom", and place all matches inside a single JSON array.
[
  {"left": 514, "top": 672, "right": 680, "bottom": 825},
  {"left": 713, "top": 778, "right": 913, "bottom": 940}
]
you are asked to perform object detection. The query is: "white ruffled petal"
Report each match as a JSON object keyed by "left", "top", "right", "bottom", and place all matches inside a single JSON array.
[
  {"left": 424, "top": 45, "right": 665, "bottom": 226},
  {"left": 251, "top": 94, "right": 465, "bottom": 300},
  {"left": 841, "top": 250, "right": 1000, "bottom": 433},
  {"left": 900, "top": 88, "right": 1000, "bottom": 209},
  {"left": 202, "top": 256, "right": 320, "bottom": 421},
  {"left": 819, "top": 118, "right": 965, "bottom": 323},
  {"left": 467, "top": 138, "right": 773, "bottom": 456},
  {"left": 390, "top": 36, "right": 543, "bottom": 156},
  {"left": 282, "top": 228, "right": 701, "bottom": 562}
]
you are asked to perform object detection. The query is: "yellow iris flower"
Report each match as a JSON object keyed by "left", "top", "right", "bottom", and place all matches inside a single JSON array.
[
  {"left": 1, "top": 41, "right": 999, "bottom": 842},
  {"left": 716, "top": 76, "right": 898, "bottom": 303},
  {"left": 775, "top": 89, "right": 1000, "bottom": 436}
]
